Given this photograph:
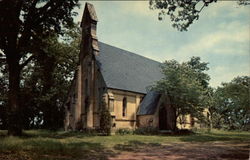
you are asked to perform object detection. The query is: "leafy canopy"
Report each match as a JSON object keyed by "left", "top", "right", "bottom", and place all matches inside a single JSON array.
[
  {"left": 212, "top": 76, "right": 250, "bottom": 130},
  {"left": 151, "top": 57, "right": 210, "bottom": 120},
  {"left": 0, "top": 0, "right": 79, "bottom": 135},
  {"left": 0, "top": 0, "right": 79, "bottom": 56},
  {"left": 149, "top": 0, "right": 249, "bottom": 31},
  {"left": 0, "top": 24, "right": 80, "bottom": 129}
]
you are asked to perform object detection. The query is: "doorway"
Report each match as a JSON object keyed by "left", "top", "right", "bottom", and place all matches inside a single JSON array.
[{"left": 159, "top": 106, "right": 168, "bottom": 130}]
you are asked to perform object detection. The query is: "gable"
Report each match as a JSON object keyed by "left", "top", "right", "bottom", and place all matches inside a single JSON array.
[
  {"left": 137, "top": 91, "right": 161, "bottom": 115},
  {"left": 95, "top": 42, "right": 163, "bottom": 94}
]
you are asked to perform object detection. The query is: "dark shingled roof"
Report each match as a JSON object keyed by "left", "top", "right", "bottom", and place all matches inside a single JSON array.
[
  {"left": 137, "top": 91, "right": 161, "bottom": 115},
  {"left": 95, "top": 42, "right": 163, "bottom": 94}
]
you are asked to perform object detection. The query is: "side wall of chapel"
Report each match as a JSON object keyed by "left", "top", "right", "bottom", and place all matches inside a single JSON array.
[{"left": 104, "top": 89, "right": 145, "bottom": 130}]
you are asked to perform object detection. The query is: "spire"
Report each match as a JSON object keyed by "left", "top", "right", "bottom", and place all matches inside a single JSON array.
[
  {"left": 81, "top": 2, "right": 98, "bottom": 23},
  {"left": 80, "top": 3, "right": 99, "bottom": 56}
]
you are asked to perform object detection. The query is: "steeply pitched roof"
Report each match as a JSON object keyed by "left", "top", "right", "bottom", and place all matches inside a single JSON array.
[
  {"left": 137, "top": 91, "right": 161, "bottom": 115},
  {"left": 95, "top": 42, "right": 163, "bottom": 94},
  {"left": 84, "top": 3, "right": 98, "bottom": 22}
]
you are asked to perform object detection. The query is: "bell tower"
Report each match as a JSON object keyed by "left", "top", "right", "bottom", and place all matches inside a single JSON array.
[
  {"left": 80, "top": 2, "right": 99, "bottom": 60},
  {"left": 75, "top": 3, "right": 100, "bottom": 129}
]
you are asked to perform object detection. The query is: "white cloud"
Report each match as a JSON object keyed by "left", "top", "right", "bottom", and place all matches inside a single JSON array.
[
  {"left": 176, "top": 22, "right": 249, "bottom": 57},
  {"left": 119, "top": 1, "right": 156, "bottom": 17},
  {"left": 209, "top": 63, "right": 250, "bottom": 87},
  {"left": 203, "top": 1, "right": 250, "bottom": 19},
  {"left": 73, "top": 1, "right": 250, "bottom": 88}
]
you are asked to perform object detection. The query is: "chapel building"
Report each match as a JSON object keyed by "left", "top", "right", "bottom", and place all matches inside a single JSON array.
[{"left": 64, "top": 3, "right": 197, "bottom": 131}]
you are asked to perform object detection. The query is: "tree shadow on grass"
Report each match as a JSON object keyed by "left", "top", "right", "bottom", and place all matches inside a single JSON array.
[
  {"left": 0, "top": 136, "right": 118, "bottom": 160},
  {"left": 33, "top": 141, "right": 118, "bottom": 160},
  {"left": 0, "top": 130, "right": 77, "bottom": 139},
  {"left": 18, "top": 130, "right": 100, "bottom": 139}
]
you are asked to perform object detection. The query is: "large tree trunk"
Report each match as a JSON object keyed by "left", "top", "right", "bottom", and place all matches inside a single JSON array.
[
  {"left": 166, "top": 96, "right": 177, "bottom": 131},
  {"left": 6, "top": 53, "right": 22, "bottom": 136},
  {"left": 39, "top": 54, "right": 57, "bottom": 130},
  {"left": 165, "top": 104, "right": 177, "bottom": 131},
  {"left": 171, "top": 106, "right": 177, "bottom": 131}
]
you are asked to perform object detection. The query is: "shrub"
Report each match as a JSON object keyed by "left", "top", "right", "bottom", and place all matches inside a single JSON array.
[
  {"left": 99, "top": 105, "right": 111, "bottom": 136},
  {"left": 174, "top": 129, "right": 194, "bottom": 135},
  {"left": 82, "top": 128, "right": 98, "bottom": 136},
  {"left": 115, "top": 128, "right": 133, "bottom": 135},
  {"left": 134, "top": 127, "right": 158, "bottom": 135}
]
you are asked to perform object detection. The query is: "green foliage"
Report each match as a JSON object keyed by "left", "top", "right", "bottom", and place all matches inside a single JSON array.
[
  {"left": 149, "top": 0, "right": 249, "bottom": 31},
  {"left": 238, "top": 0, "right": 250, "bottom": 5},
  {"left": 99, "top": 100, "right": 112, "bottom": 136},
  {"left": 115, "top": 128, "right": 133, "bottom": 135},
  {"left": 0, "top": 25, "right": 80, "bottom": 130},
  {"left": 21, "top": 27, "right": 79, "bottom": 130},
  {"left": 151, "top": 57, "right": 209, "bottom": 127},
  {"left": 211, "top": 76, "right": 250, "bottom": 130},
  {"left": 115, "top": 127, "right": 159, "bottom": 135},
  {"left": 0, "top": 0, "right": 79, "bottom": 135},
  {"left": 187, "top": 57, "right": 210, "bottom": 88},
  {"left": 134, "top": 127, "right": 158, "bottom": 135},
  {"left": 82, "top": 128, "right": 99, "bottom": 136},
  {"left": 149, "top": 0, "right": 217, "bottom": 31},
  {"left": 0, "top": 60, "right": 8, "bottom": 129},
  {"left": 0, "top": 129, "right": 249, "bottom": 160}
]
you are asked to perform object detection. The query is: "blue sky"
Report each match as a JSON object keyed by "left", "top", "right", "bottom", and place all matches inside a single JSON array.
[{"left": 74, "top": 1, "right": 250, "bottom": 88}]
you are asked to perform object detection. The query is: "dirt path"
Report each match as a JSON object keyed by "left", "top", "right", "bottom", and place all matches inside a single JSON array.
[
  {"left": 0, "top": 140, "right": 249, "bottom": 160},
  {"left": 109, "top": 141, "right": 250, "bottom": 160}
]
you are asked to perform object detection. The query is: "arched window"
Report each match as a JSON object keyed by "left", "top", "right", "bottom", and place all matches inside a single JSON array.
[
  {"left": 108, "top": 93, "right": 114, "bottom": 112},
  {"left": 85, "top": 79, "right": 88, "bottom": 96},
  {"left": 122, "top": 97, "right": 127, "bottom": 117}
]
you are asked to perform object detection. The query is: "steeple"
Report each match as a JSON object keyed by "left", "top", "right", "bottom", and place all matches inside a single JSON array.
[{"left": 80, "top": 2, "right": 99, "bottom": 58}]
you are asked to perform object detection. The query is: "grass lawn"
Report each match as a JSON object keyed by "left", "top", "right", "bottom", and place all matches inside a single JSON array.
[{"left": 0, "top": 129, "right": 249, "bottom": 160}]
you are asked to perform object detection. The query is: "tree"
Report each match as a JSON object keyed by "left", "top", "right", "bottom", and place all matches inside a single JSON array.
[
  {"left": 0, "top": 61, "right": 8, "bottom": 129},
  {"left": 20, "top": 27, "right": 79, "bottom": 129},
  {"left": 0, "top": 0, "right": 79, "bottom": 135},
  {"left": 149, "top": 0, "right": 249, "bottom": 31},
  {"left": 212, "top": 76, "right": 250, "bottom": 130},
  {"left": 151, "top": 57, "right": 210, "bottom": 130},
  {"left": 187, "top": 56, "right": 210, "bottom": 88},
  {"left": 0, "top": 25, "right": 80, "bottom": 130}
]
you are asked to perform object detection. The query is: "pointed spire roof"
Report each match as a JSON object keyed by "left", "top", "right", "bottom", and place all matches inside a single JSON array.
[
  {"left": 81, "top": 2, "right": 98, "bottom": 26},
  {"left": 86, "top": 3, "right": 98, "bottom": 21}
]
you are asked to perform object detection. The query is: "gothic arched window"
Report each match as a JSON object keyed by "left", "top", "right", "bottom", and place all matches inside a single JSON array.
[
  {"left": 85, "top": 79, "right": 88, "bottom": 96},
  {"left": 122, "top": 97, "right": 127, "bottom": 117}
]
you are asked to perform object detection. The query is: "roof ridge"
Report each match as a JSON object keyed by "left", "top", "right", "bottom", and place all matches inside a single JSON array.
[{"left": 98, "top": 41, "right": 161, "bottom": 64}]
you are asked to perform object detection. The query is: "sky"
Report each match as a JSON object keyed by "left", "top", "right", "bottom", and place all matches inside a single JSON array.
[{"left": 74, "top": 1, "right": 250, "bottom": 88}]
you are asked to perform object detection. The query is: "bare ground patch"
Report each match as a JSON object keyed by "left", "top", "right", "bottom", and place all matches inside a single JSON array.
[
  {"left": 110, "top": 141, "right": 250, "bottom": 160},
  {"left": 0, "top": 130, "right": 249, "bottom": 160}
]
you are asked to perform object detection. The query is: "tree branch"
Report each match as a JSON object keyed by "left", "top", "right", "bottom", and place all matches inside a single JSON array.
[
  {"left": 20, "top": 55, "right": 35, "bottom": 69},
  {"left": 198, "top": 3, "right": 206, "bottom": 13},
  {"left": 0, "top": 58, "right": 6, "bottom": 63},
  {"left": 15, "top": 0, "right": 24, "bottom": 19},
  {"left": 36, "top": 0, "right": 64, "bottom": 26},
  {"left": 18, "top": 0, "right": 39, "bottom": 53}
]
